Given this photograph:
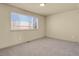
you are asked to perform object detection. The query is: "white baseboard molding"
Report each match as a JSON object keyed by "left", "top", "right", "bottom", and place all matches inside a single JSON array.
[
  {"left": 46, "top": 36, "right": 79, "bottom": 44},
  {"left": 0, "top": 36, "right": 45, "bottom": 50}
]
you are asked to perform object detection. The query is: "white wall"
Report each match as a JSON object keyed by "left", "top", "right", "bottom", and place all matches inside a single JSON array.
[
  {"left": 46, "top": 10, "right": 79, "bottom": 42},
  {"left": 1, "top": 3, "right": 79, "bottom": 49},
  {"left": 0, "top": 4, "right": 45, "bottom": 49}
]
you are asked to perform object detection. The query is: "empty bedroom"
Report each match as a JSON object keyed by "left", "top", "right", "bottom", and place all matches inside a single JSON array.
[{"left": 0, "top": 3, "right": 79, "bottom": 56}]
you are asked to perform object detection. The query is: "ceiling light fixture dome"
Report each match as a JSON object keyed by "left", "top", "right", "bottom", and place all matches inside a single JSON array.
[{"left": 40, "top": 3, "right": 45, "bottom": 7}]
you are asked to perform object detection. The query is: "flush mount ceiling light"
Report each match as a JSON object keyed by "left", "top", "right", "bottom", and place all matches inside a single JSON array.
[{"left": 40, "top": 3, "right": 46, "bottom": 7}]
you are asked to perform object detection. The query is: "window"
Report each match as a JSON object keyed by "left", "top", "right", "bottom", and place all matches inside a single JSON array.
[{"left": 11, "top": 12, "right": 38, "bottom": 30}]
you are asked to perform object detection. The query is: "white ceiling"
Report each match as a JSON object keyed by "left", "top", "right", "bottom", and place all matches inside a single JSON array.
[{"left": 9, "top": 3, "right": 79, "bottom": 16}]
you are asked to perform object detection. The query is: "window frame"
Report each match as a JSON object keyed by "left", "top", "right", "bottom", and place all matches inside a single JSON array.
[{"left": 10, "top": 12, "right": 39, "bottom": 31}]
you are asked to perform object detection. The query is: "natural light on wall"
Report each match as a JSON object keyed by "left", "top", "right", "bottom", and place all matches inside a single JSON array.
[{"left": 11, "top": 12, "right": 38, "bottom": 30}]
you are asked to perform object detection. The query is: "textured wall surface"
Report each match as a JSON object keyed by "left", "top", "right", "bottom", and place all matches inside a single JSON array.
[
  {"left": 46, "top": 10, "right": 79, "bottom": 42},
  {"left": 0, "top": 4, "right": 45, "bottom": 49}
]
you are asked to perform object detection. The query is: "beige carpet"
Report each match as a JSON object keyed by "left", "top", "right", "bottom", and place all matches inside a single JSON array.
[{"left": 0, "top": 38, "right": 79, "bottom": 56}]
